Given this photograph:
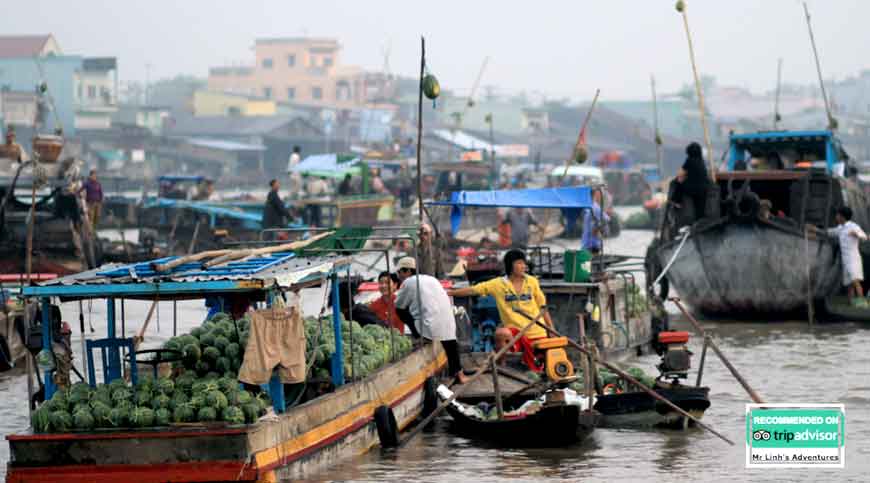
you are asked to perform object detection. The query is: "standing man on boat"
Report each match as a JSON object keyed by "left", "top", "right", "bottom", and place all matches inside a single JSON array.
[
  {"left": 673, "top": 142, "right": 709, "bottom": 221},
  {"left": 417, "top": 223, "right": 445, "bottom": 279},
  {"left": 581, "top": 189, "right": 610, "bottom": 255},
  {"left": 263, "top": 179, "right": 291, "bottom": 239},
  {"left": 394, "top": 257, "right": 468, "bottom": 383},
  {"left": 822, "top": 206, "right": 868, "bottom": 308},
  {"left": 448, "top": 249, "right": 553, "bottom": 371},
  {"left": 79, "top": 169, "right": 103, "bottom": 231},
  {"left": 502, "top": 208, "right": 538, "bottom": 248},
  {"left": 303, "top": 174, "right": 330, "bottom": 227}
]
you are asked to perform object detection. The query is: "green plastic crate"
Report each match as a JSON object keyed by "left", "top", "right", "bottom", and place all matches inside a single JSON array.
[{"left": 564, "top": 249, "right": 592, "bottom": 282}]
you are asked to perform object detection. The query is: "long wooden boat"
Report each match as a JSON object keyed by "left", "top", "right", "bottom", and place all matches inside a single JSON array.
[
  {"left": 593, "top": 384, "right": 710, "bottom": 429},
  {"left": 6, "top": 345, "right": 445, "bottom": 483},
  {"left": 647, "top": 130, "right": 870, "bottom": 318},
  {"left": 5, "top": 247, "right": 446, "bottom": 482}
]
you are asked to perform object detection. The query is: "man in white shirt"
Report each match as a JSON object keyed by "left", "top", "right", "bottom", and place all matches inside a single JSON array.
[
  {"left": 286, "top": 146, "right": 302, "bottom": 197},
  {"left": 394, "top": 256, "right": 467, "bottom": 383},
  {"left": 826, "top": 206, "right": 868, "bottom": 307}
]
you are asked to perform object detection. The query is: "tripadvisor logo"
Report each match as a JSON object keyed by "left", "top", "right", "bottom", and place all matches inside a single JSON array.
[
  {"left": 751, "top": 428, "right": 839, "bottom": 444},
  {"left": 746, "top": 404, "right": 845, "bottom": 468}
]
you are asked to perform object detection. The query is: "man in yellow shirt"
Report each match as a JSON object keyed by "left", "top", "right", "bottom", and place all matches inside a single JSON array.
[{"left": 448, "top": 250, "right": 553, "bottom": 371}]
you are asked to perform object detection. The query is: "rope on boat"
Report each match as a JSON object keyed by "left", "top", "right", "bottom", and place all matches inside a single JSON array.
[{"left": 654, "top": 229, "right": 691, "bottom": 286}]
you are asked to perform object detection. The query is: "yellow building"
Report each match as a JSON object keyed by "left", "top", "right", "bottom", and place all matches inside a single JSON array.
[
  {"left": 207, "top": 37, "right": 386, "bottom": 109},
  {"left": 193, "top": 90, "right": 279, "bottom": 117}
]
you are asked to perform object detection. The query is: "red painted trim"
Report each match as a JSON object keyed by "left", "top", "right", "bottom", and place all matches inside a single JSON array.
[
  {"left": 0, "top": 273, "right": 57, "bottom": 282},
  {"left": 6, "top": 426, "right": 248, "bottom": 442},
  {"left": 6, "top": 460, "right": 257, "bottom": 483}
]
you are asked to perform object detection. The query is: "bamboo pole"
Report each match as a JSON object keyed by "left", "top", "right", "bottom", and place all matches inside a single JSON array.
[
  {"left": 151, "top": 249, "right": 233, "bottom": 272},
  {"left": 132, "top": 301, "right": 158, "bottom": 350},
  {"left": 651, "top": 75, "right": 664, "bottom": 179},
  {"left": 398, "top": 308, "right": 548, "bottom": 447},
  {"left": 490, "top": 358, "right": 504, "bottom": 420},
  {"left": 670, "top": 297, "right": 765, "bottom": 403},
  {"left": 202, "top": 231, "right": 333, "bottom": 269},
  {"left": 513, "top": 308, "right": 735, "bottom": 445},
  {"left": 802, "top": 2, "right": 835, "bottom": 130},
  {"left": 677, "top": 1, "right": 716, "bottom": 182}
]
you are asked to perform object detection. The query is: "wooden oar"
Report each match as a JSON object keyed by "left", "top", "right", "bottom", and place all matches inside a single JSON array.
[
  {"left": 396, "top": 308, "right": 549, "bottom": 447},
  {"left": 512, "top": 308, "right": 735, "bottom": 446},
  {"left": 203, "top": 231, "right": 333, "bottom": 269},
  {"left": 132, "top": 301, "right": 158, "bottom": 350},
  {"left": 669, "top": 297, "right": 765, "bottom": 404}
]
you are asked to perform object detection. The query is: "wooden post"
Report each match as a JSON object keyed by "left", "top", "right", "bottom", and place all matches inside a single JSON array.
[
  {"left": 188, "top": 220, "right": 202, "bottom": 255},
  {"left": 695, "top": 336, "right": 708, "bottom": 387},
  {"left": 490, "top": 358, "right": 504, "bottom": 420},
  {"left": 578, "top": 313, "right": 593, "bottom": 404}
]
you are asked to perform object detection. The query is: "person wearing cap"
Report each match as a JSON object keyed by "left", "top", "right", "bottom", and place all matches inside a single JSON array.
[
  {"left": 448, "top": 249, "right": 553, "bottom": 371},
  {"left": 394, "top": 256, "right": 467, "bottom": 383}
]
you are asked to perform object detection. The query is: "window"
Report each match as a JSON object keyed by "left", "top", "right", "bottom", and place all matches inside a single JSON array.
[
  {"left": 323, "top": 57, "right": 333, "bottom": 67},
  {"left": 262, "top": 58, "right": 273, "bottom": 69},
  {"left": 287, "top": 87, "right": 295, "bottom": 100},
  {"left": 87, "top": 85, "right": 96, "bottom": 99},
  {"left": 312, "top": 86, "right": 323, "bottom": 100},
  {"left": 287, "top": 55, "right": 296, "bottom": 67},
  {"left": 263, "top": 87, "right": 272, "bottom": 99}
]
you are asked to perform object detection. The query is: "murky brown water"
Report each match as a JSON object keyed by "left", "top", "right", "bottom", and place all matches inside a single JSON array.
[{"left": 2, "top": 208, "right": 869, "bottom": 481}]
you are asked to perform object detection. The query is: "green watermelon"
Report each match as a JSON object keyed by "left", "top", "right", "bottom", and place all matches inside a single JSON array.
[
  {"left": 111, "top": 387, "right": 132, "bottom": 405},
  {"left": 33, "top": 405, "right": 53, "bottom": 433},
  {"left": 135, "top": 389, "right": 152, "bottom": 407},
  {"left": 170, "top": 392, "right": 189, "bottom": 410},
  {"left": 197, "top": 406, "right": 217, "bottom": 422},
  {"left": 225, "top": 342, "right": 240, "bottom": 359},
  {"left": 151, "top": 394, "right": 171, "bottom": 410},
  {"left": 190, "top": 327, "right": 204, "bottom": 339},
  {"left": 422, "top": 74, "right": 440, "bottom": 100},
  {"left": 156, "top": 377, "right": 175, "bottom": 395},
  {"left": 215, "top": 357, "right": 231, "bottom": 374},
  {"left": 241, "top": 403, "right": 261, "bottom": 424},
  {"left": 173, "top": 403, "right": 196, "bottom": 423},
  {"left": 130, "top": 407, "right": 155, "bottom": 428},
  {"left": 90, "top": 401, "right": 112, "bottom": 427},
  {"left": 108, "top": 407, "right": 129, "bottom": 427},
  {"left": 50, "top": 410, "right": 73, "bottom": 432},
  {"left": 194, "top": 360, "right": 211, "bottom": 376},
  {"left": 217, "top": 377, "right": 237, "bottom": 394},
  {"left": 213, "top": 336, "right": 230, "bottom": 352},
  {"left": 205, "top": 391, "right": 228, "bottom": 411},
  {"left": 222, "top": 406, "right": 245, "bottom": 424},
  {"left": 188, "top": 395, "right": 206, "bottom": 410},
  {"left": 155, "top": 408, "right": 172, "bottom": 426},
  {"left": 202, "top": 346, "right": 221, "bottom": 363},
  {"left": 199, "top": 332, "right": 216, "bottom": 348},
  {"left": 182, "top": 344, "right": 202, "bottom": 366}
]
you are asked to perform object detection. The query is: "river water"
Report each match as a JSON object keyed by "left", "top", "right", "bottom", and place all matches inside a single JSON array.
[{"left": 1, "top": 207, "right": 868, "bottom": 482}]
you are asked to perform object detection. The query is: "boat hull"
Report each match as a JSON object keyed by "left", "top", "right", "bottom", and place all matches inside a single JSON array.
[
  {"left": 6, "top": 344, "right": 446, "bottom": 483},
  {"left": 656, "top": 221, "right": 840, "bottom": 317},
  {"left": 594, "top": 385, "right": 710, "bottom": 429},
  {"left": 445, "top": 402, "right": 596, "bottom": 446}
]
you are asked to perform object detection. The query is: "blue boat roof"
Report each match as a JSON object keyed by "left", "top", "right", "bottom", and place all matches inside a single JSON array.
[
  {"left": 22, "top": 253, "right": 347, "bottom": 299},
  {"left": 142, "top": 198, "right": 263, "bottom": 224},
  {"left": 730, "top": 130, "right": 833, "bottom": 143},
  {"left": 429, "top": 186, "right": 594, "bottom": 209}
]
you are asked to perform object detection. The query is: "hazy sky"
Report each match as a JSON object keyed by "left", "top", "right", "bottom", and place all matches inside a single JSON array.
[{"left": 4, "top": 0, "right": 868, "bottom": 101}]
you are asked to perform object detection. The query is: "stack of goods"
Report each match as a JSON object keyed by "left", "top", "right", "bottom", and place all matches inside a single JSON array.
[
  {"left": 32, "top": 377, "right": 270, "bottom": 433},
  {"left": 163, "top": 312, "right": 248, "bottom": 378},
  {"left": 304, "top": 317, "right": 414, "bottom": 381}
]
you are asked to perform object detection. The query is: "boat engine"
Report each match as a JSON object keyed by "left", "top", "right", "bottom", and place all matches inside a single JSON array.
[{"left": 656, "top": 331, "right": 692, "bottom": 382}]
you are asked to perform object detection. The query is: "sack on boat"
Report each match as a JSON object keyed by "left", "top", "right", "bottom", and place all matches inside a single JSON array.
[{"left": 238, "top": 303, "right": 306, "bottom": 385}]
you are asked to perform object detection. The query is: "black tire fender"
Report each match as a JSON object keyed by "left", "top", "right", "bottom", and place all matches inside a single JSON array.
[
  {"left": 374, "top": 405, "right": 399, "bottom": 448},
  {"left": 422, "top": 376, "right": 438, "bottom": 419}
]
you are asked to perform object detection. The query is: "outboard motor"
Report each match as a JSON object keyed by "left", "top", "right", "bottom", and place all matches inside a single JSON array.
[{"left": 655, "top": 331, "right": 692, "bottom": 383}]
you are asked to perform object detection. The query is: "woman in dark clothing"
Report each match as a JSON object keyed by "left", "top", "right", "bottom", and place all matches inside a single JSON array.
[{"left": 675, "top": 142, "right": 710, "bottom": 221}]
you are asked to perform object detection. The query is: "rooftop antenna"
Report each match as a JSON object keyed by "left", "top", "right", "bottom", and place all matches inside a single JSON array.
[
  {"left": 803, "top": 2, "right": 836, "bottom": 130},
  {"left": 773, "top": 58, "right": 783, "bottom": 129}
]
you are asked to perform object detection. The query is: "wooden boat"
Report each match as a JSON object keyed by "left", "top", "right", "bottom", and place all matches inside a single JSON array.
[
  {"left": 5, "top": 244, "right": 446, "bottom": 482},
  {"left": 647, "top": 130, "right": 869, "bottom": 318},
  {"left": 438, "top": 367, "right": 597, "bottom": 446},
  {"left": 593, "top": 383, "right": 710, "bottom": 429}
]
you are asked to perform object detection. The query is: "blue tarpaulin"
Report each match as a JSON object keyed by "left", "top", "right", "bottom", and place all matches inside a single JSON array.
[{"left": 429, "top": 186, "right": 594, "bottom": 233}]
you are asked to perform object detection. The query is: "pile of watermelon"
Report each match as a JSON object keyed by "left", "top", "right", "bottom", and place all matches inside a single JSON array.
[
  {"left": 164, "top": 312, "right": 247, "bottom": 378},
  {"left": 32, "top": 376, "right": 270, "bottom": 433},
  {"left": 304, "top": 317, "right": 414, "bottom": 381}
]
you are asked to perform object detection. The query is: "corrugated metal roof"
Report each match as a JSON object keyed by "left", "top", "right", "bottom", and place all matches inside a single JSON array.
[{"left": 37, "top": 254, "right": 344, "bottom": 288}]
